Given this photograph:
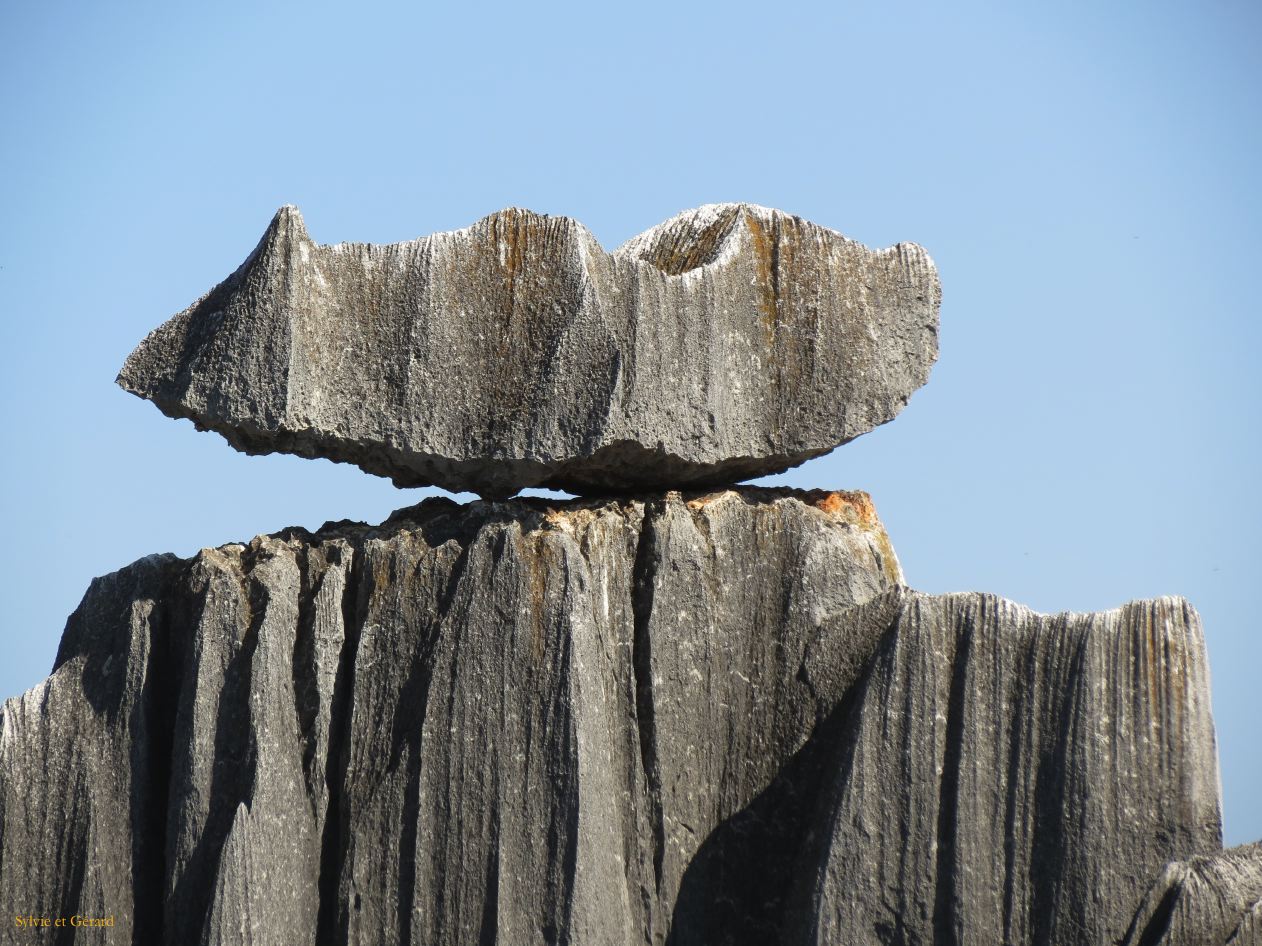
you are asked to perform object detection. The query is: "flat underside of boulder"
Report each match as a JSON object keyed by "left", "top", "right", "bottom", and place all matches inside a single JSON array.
[{"left": 117, "top": 204, "right": 939, "bottom": 498}]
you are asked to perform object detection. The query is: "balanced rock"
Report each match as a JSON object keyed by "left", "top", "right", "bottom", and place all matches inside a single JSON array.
[
  {"left": 117, "top": 204, "right": 939, "bottom": 498},
  {"left": 0, "top": 490, "right": 1221, "bottom": 944}
]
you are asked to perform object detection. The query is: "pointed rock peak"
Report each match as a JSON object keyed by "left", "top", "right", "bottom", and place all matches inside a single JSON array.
[
  {"left": 115, "top": 205, "right": 312, "bottom": 405},
  {"left": 270, "top": 203, "right": 309, "bottom": 238},
  {"left": 249, "top": 204, "right": 313, "bottom": 266}
]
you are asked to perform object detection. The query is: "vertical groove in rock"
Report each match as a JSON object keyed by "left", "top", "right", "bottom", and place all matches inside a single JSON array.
[
  {"left": 315, "top": 541, "right": 361, "bottom": 946},
  {"left": 932, "top": 610, "right": 972, "bottom": 946},
  {"left": 630, "top": 500, "right": 666, "bottom": 904},
  {"left": 133, "top": 573, "right": 182, "bottom": 946},
  {"left": 1026, "top": 611, "right": 1082, "bottom": 946},
  {"left": 477, "top": 803, "right": 502, "bottom": 946},
  {"left": 1133, "top": 883, "right": 1182, "bottom": 946}
]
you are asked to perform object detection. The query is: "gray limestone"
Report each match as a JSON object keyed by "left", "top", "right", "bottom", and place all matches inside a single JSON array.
[
  {"left": 1121, "top": 843, "right": 1262, "bottom": 946},
  {"left": 0, "top": 491, "right": 1225, "bottom": 944},
  {"left": 796, "top": 589, "right": 1223, "bottom": 945},
  {"left": 116, "top": 204, "right": 940, "bottom": 498}
]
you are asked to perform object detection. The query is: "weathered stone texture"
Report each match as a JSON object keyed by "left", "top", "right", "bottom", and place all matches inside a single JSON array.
[
  {"left": 796, "top": 590, "right": 1223, "bottom": 946},
  {"left": 0, "top": 553, "right": 181, "bottom": 943},
  {"left": 116, "top": 204, "right": 940, "bottom": 498},
  {"left": 1121, "top": 843, "right": 1262, "bottom": 946},
  {"left": 0, "top": 491, "right": 1226, "bottom": 945}
]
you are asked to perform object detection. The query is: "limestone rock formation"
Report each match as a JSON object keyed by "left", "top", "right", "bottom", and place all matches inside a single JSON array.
[
  {"left": 116, "top": 204, "right": 940, "bottom": 498},
  {"left": 1121, "top": 843, "right": 1262, "bottom": 946},
  {"left": 14, "top": 199, "right": 1248, "bottom": 944},
  {"left": 795, "top": 590, "right": 1222, "bottom": 946},
  {"left": 0, "top": 491, "right": 1223, "bottom": 944}
]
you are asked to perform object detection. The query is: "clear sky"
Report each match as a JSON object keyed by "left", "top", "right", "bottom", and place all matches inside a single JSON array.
[{"left": 2, "top": 1, "right": 1257, "bottom": 844}]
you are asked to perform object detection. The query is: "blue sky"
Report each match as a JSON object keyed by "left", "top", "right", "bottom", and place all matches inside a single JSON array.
[{"left": 2, "top": 1, "right": 1258, "bottom": 844}]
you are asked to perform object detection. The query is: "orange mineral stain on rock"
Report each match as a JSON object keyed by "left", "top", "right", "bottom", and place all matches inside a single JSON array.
[
  {"left": 541, "top": 505, "right": 606, "bottom": 534},
  {"left": 807, "top": 490, "right": 903, "bottom": 585},
  {"left": 809, "top": 489, "right": 878, "bottom": 527},
  {"left": 685, "top": 490, "right": 737, "bottom": 512}
]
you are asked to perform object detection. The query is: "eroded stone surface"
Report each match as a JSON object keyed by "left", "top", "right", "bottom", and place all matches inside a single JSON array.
[
  {"left": 0, "top": 492, "right": 1223, "bottom": 944},
  {"left": 117, "top": 204, "right": 940, "bottom": 498},
  {"left": 1121, "top": 843, "right": 1262, "bottom": 946},
  {"left": 795, "top": 590, "right": 1223, "bottom": 946}
]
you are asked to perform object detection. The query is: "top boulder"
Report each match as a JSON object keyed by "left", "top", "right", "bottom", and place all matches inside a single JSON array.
[{"left": 118, "top": 204, "right": 940, "bottom": 498}]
